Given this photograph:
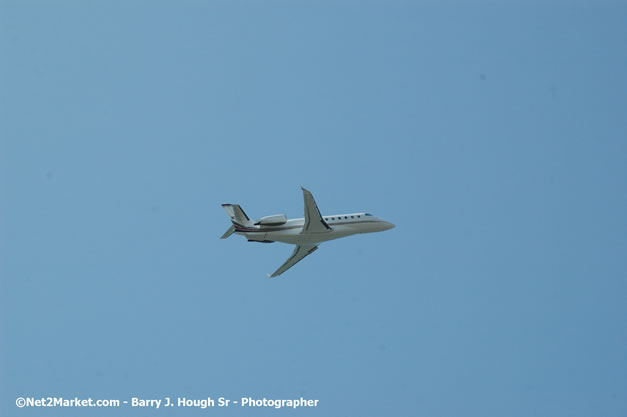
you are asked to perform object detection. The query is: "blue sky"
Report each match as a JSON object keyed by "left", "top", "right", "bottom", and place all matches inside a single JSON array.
[{"left": 1, "top": 1, "right": 626, "bottom": 416}]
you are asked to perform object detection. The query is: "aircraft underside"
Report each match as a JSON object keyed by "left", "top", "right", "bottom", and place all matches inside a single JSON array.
[{"left": 240, "top": 225, "right": 359, "bottom": 245}]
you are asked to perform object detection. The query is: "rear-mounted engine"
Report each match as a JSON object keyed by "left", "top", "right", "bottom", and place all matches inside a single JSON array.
[{"left": 255, "top": 214, "right": 287, "bottom": 226}]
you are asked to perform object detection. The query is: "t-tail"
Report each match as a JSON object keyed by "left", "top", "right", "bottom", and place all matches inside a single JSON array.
[{"left": 220, "top": 203, "right": 253, "bottom": 238}]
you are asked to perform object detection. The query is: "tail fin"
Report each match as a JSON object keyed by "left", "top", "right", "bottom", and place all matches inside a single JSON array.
[{"left": 222, "top": 203, "right": 253, "bottom": 228}]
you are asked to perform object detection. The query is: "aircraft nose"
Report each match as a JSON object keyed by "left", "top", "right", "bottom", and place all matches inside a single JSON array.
[{"left": 384, "top": 221, "right": 395, "bottom": 230}]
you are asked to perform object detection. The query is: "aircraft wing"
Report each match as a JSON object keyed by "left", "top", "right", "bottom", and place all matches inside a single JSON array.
[
  {"left": 301, "top": 187, "right": 331, "bottom": 233},
  {"left": 268, "top": 244, "right": 319, "bottom": 278}
]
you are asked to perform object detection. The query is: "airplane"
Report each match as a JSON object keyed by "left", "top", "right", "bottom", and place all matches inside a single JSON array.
[{"left": 221, "top": 187, "right": 395, "bottom": 277}]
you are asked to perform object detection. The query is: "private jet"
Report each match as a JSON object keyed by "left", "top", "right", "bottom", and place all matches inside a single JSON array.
[{"left": 221, "top": 187, "right": 395, "bottom": 277}]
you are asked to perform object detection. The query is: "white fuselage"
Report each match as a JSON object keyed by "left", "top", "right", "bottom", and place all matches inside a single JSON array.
[{"left": 236, "top": 213, "right": 395, "bottom": 245}]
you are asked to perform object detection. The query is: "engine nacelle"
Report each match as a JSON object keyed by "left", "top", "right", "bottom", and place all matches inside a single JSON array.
[{"left": 255, "top": 214, "right": 287, "bottom": 226}]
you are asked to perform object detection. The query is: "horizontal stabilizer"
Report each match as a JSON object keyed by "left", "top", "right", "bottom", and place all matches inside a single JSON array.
[{"left": 220, "top": 225, "right": 235, "bottom": 239}]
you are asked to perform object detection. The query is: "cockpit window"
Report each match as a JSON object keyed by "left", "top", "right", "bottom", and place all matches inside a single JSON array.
[{"left": 365, "top": 213, "right": 373, "bottom": 216}]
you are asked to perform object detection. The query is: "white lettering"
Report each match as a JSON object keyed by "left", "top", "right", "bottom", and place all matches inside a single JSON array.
[
  {"left": 131, "top": 398, "right": 161, "bottom": 408},
  {"left": 177, "top": 397, "right": 214, "bottom": 408}
]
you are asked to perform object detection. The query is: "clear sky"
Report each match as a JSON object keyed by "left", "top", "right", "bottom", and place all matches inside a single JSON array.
[{"left": 1, "top": 1, "right": 626, "bottom": 416}]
